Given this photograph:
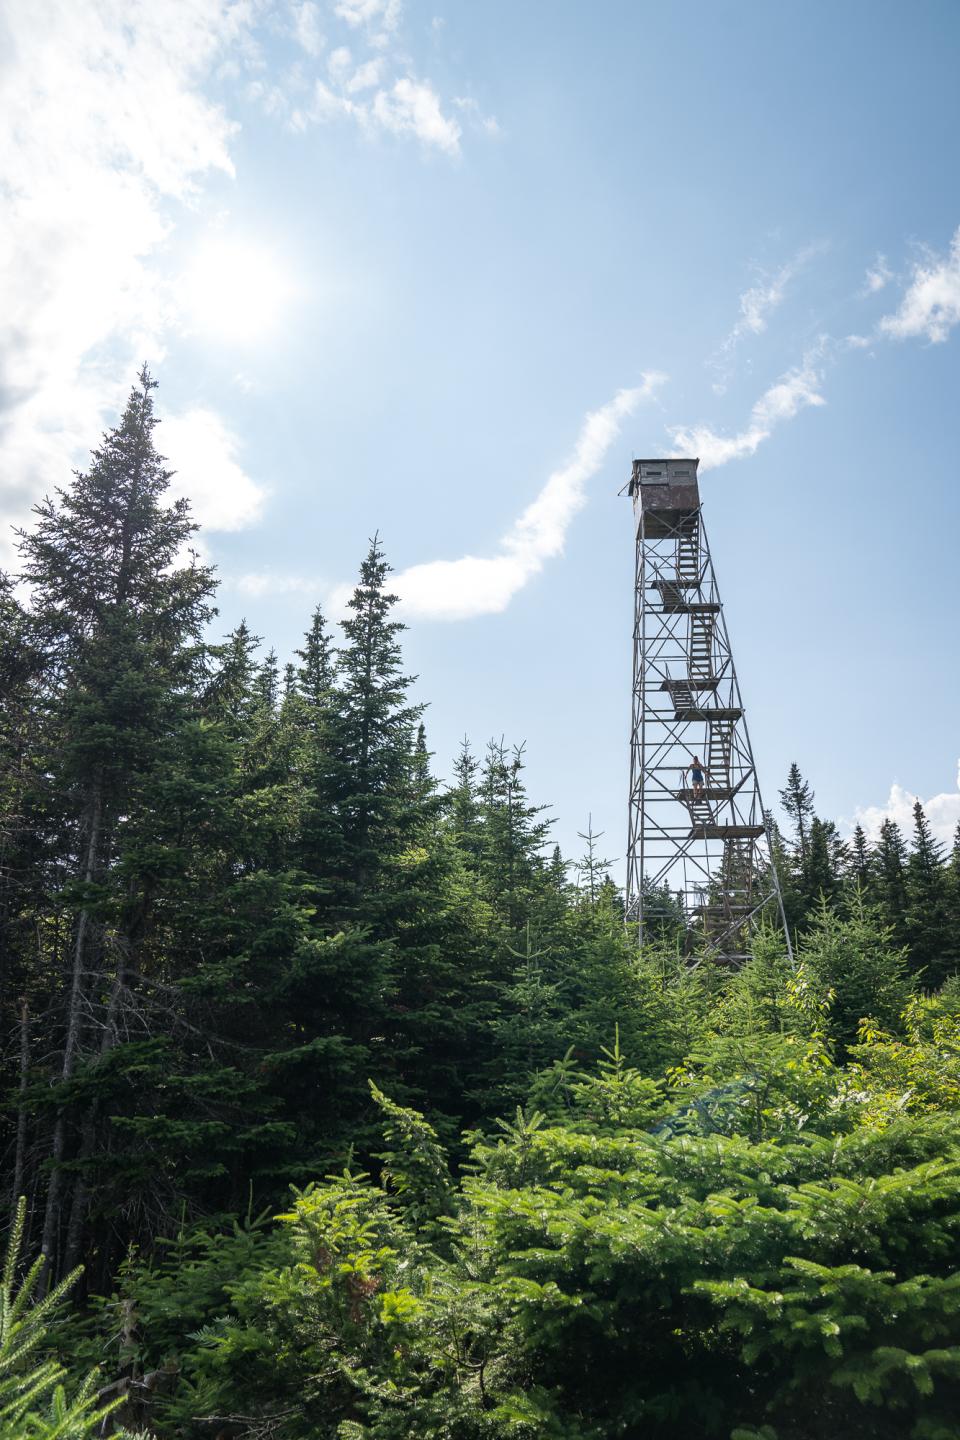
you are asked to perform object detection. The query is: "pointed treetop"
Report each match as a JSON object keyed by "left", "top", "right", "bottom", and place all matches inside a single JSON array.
[{"left": 16, "top": 367, "right": 215, "bottom": 647}]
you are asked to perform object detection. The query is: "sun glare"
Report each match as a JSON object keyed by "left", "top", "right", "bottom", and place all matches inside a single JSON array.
[{"left": 181, "top": 236, "right": 293, "bottom": 344}]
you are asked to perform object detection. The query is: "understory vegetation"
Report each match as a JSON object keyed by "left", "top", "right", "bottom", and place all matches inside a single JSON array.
[{"left": 2, "top": 374, "right": 959, "bottom": 1437}]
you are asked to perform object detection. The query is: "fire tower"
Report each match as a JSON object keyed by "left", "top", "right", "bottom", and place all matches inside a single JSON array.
[{"left": 625, "top": 458, "right": 790, "bottom": 963}]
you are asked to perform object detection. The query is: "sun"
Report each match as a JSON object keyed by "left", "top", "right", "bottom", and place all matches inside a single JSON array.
[{"left": 180, "top": 236, "right": 293, "bottom": 344}]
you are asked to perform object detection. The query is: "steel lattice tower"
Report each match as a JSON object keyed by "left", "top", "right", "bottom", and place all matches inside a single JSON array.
[{"left": 625, "top": 457, "right": 791, "bottom": 963}]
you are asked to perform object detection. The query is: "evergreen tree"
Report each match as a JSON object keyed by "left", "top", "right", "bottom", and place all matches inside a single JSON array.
[
  {"left": 328, "top": 536, "right": 424, "bottom": 907},
  {"left": 447, "top": 737, "right": 484, "bottom": 870},
  {"left": 0, "top": 575, "right": 46, "bottom": 1029},
  {"left": 949, "top": 820, "right": 960, "bottom": 933},
  {"left": 477, "top": 739, "right": 552, "bottom": 935},
  {"left": 766, "top": 807, "right": 804, "bottom": 935},
  {"left": 849, "top": 822, "right": 871, "bottom": 883},
  {"left": 801, "top": 815, "right": 832, "bottom": 903},
  {"left": 15, "top": 369, "right": 216, "bottom": 1282},
  {"left": 801, "top": 893, "right": 914, "bottom": 1050},
  {"left": 905, "top": 801, "right": 956, "bottom": 986},
  {"left": 872, "top": 817, "right": 909, "bottom": 949},
  {"left": 779, "top": 761, "right": 815, "bottom": 863},
  {"left": 296, "top": 604, "right": 336, "bottom": 710},
  {"left": 289, "top": 603, "right": 340, "bottom": 894}
]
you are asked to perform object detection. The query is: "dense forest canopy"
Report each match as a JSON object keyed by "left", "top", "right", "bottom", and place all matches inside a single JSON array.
[{"left": 1, "top": 374, "right": 959, "bottom": 1437}]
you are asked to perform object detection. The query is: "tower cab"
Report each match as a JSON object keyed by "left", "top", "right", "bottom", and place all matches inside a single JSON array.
[{"left": 629, "top": 457, "right": 701, "bottom": 537}]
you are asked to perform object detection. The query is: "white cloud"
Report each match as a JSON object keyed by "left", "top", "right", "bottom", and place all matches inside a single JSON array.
[
  {"left": 229, "top": 570, "right": 322, "bottom": 597},
  {"left": 454, "top": 95, "right": 501, "bottom": 138},
  {"left": 333, "top": 0, "right": 402, "bottom": 47},
  {"left": 282, "top": 0, "right": 466, "bottom": 155},
  {"left": 386, "top": 376, "right": 665, "bottom": 621},
  {"left": 328, "top": 44, "right": 353, "bottom": 79},
  {"left": 302, "top": 70, "right": 461, "bottom": 154},
  {"left": 325, "top": 47, "right": 383, "bottom": 93},
  {"left": 851, "top": 764, "right": 960, "bottom": 849},
  {"left": 670, "top": 361, "right": 825, "bottom": 471},
  {"left": 737, "top": 269, "right": 793, "bottom": 336},
  {"left": 346, "top": 58, "right": 385, "bottom": 92},
  {"left": 372, "top": 78, "right": 461, "bottom": 156},
  {"left": 0, "top": 0, "right": 255, "bottom": 562},
  {"left": 863, "top": 254, "right": 891, "bottom": 294},
  {"left": 334, "top": 0, "right": 401, "bottom": 29},
  {"left": 291, "top": 1, "right": 325, "bottom": 57},
  {"left": 162, "top": 409, "right": 267, "bottom": 532},
  {"left": 709, "top": 247, "right": 820, "bottom": 392},
  {"left": 879, "top": 226, "right": 960, "bottom": 343}
]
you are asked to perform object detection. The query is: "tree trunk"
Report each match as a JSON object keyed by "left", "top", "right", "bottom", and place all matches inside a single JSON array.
[
  {"left": 63, "top": 875, "right": 144, "bottom": 1276},
  {"left": 39, "top": 780, "right": 103, "bottom": 1285},
  {"left": 9, "top": 996, "right": 30, "bottom": 1224}
]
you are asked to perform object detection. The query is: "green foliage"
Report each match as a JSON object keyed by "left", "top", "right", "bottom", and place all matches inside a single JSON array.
[
  {"left": 369, "top": 1082, "right": 453, "bottom": 1228},
  {"left": 101, "top": 1014, "right": 960, "bottom": 1439},
  {"left": 0, "top": 1200, "right": 119, "bottom": 1438},
  {"left": 799, "top": 894, "right": 915, "bottom": 1050},
  {"left": 5, "top": 375, "right": 960, "bottom": 1438}
]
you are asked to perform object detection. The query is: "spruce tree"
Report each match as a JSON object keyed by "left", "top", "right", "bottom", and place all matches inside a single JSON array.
[
  {"left": 800, "top": 816, "right": 842, "bottom": 908},
  {"left": 16, "top": 369, "right": 216, "bottom": 1281},
  {"left": 779, "top": 762, "right": 815, "bottom": 864},
  {"left": 800, "top": 894, "right": 914, "bottom": 1050},
  {"left": 849, "top": 823, "right": 871, "bottom": 884},
  {"left": 329, "top": 535, "right": 424, "bottom": 906},
  {"left": 296, "top": 604, "right": 336, "bottom": 711},
  {"left": 905, "top": 801, "right": 955, "bottom": 986},
  {"left": 477, "top": 739, "right": 553, "bottom": 935},
  {"left": 873, "top": 818, "right": 910, "bottom": 948},
  {"left": 447, "top": 737, "right": 484, "bottom": 871},
  {"left": 260, "top": 542, "right": 435, "bottom": 1161}
]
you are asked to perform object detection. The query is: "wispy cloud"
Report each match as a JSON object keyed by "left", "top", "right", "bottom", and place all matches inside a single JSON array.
[
  {"left": 300, "top": 71, "right": 461, "bottom": 154},
  {"left": 334, "top": 0, "right": 403, "bottom": 44},
  {"left": 709, "top": 246, "right": 820, "bottom": 393},
  {"left": 454, "top": 95, "right": 502, "bottom": 139},
  {"left": 291, "top": 1, "right": 325, "bottom": 58},
  {"left": 862, "top": 254, "right": 892, "bottom": 294},
  {"left": 372, "top": 77, "right": 462, "bottom": 155},
  {"left": 879, "top": 226, "right": 960, "bottom": 343},
  {"left": 683, "top": 222, "right": 960, "bottom": 473},
  {"left": 283, "top": 0, "right": 486, "bottom": 156},
  {"left": 851, "top": 763, "right": 960, "bottom": 848},
  {"left": 228, "top": 570, "right": 323, "bottom": 597},
  {"left": 670, "top": 360, "right": 826, "bottom": 471},
  {"left": 385, "top": 377, "right": 665, "bottom": 620}
]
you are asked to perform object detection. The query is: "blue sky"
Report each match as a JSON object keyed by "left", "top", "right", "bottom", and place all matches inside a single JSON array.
[{"left": 3, "top": 0, "right": 959, "bottom": 862}]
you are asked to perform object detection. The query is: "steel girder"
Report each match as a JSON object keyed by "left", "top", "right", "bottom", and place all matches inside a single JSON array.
[{"left": 625, "top": 502, "right": 791, "bottom": 965}]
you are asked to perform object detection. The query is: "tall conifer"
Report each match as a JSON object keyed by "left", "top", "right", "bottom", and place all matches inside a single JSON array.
[
  {"left": 16, "top": 369, "right": 216, "bottom": 1279},
  {"left": 906, "top": 802, "right": 955, "bottom": 985}
]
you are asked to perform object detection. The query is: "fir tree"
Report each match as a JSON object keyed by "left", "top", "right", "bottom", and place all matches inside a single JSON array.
[
  {"left": 296, "top": 605, "right": 336, "bottom": 711},
  {"left": 873, "top": 817, "right": 910, "bottom": 947},
  {"left": 477, "top": 739, "right": 552, "bottom": 935},
  {"left": 447, "top": 737, "right": 483, "bottom": 870},
  {"left": 779, "top": 761, "right": 815, "bottom": 863},
  {"left": 800, "top": 894, "right": 914, "bottom": 1050},
  {"left": 905, "top": 801, "right": 955, "bottom": 985},
  {"left": 800, "top": 816, "right": 842, "bottom": 907},
  {"left": 849, "top": 822, "right": 871, "bottom": 883},
  {"left": 16, "top": 369, "right": 216, "bottom": 1282},
  {"left": 329, "top": 535, "right": 424, "bottom": 906}
]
